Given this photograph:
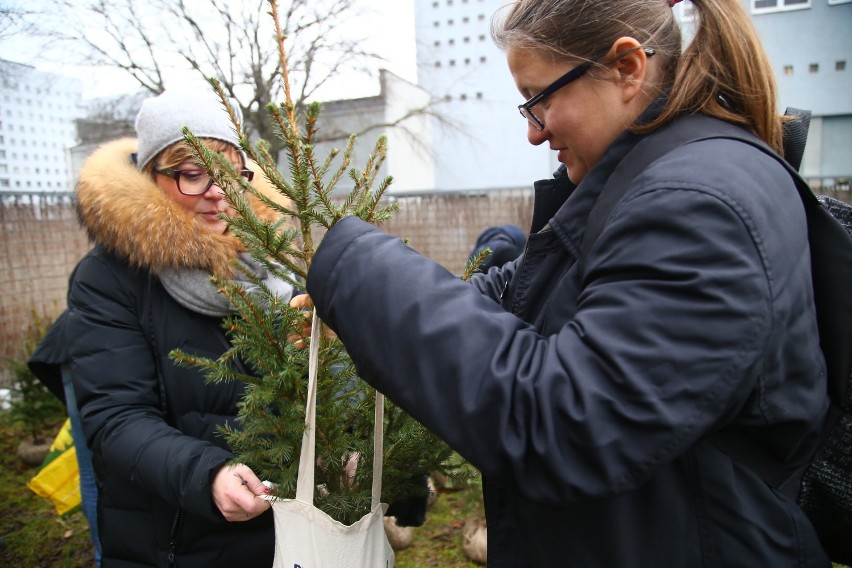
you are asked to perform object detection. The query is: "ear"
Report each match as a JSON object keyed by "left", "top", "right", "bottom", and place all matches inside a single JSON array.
[{"left": 607, "top": 37, "right": 649, "bottom": 103}]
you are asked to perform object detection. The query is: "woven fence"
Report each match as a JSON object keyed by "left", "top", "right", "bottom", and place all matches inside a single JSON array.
[
  {"left": 0, "top": 188, "right": 534, "bottom": 383},
  {"left": 4, "top": 181, "right": 849, "bottom": 384}
]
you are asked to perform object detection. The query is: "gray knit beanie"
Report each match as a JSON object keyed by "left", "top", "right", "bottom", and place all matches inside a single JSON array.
[{"left": 134, "top": 89, "right": 244, "bottom": 170}]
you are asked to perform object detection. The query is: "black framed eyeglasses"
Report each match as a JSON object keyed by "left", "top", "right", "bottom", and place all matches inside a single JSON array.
[
  {"left": 154, "top": 167, "right": 254, "bottom": 196},
  {"left": 518, "top": 48, "right": 656, "bottom": 131}
]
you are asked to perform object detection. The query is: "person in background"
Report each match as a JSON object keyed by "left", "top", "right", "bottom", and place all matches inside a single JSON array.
[
  {"left": 298, "top": 0, "right": 830, "bottom": 565},
  {"left": 62, "top": 89, "right": 293, "bottom": 567},
  {"left": 468, "top": 224, "right": 527, "bottom": 273}
]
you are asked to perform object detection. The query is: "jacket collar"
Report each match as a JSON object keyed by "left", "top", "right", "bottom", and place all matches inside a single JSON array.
[
  {"left": 76, "top": 138, "right": 283, "bottom": 277},
  {"left": 530, "top": 97, "right": 667, "bottom": 256}
]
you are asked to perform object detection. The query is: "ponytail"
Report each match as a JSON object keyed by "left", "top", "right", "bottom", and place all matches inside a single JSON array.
[{"left": 644, "top": 0, "right": 783, "bottom": 153}]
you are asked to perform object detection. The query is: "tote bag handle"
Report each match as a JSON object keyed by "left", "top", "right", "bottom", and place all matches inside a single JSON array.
[{"left": 295, "top": 309, "right": 384, "bottom": 508}]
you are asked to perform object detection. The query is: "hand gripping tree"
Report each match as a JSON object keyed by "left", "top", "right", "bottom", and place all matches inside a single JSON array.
[{"left": 171, "top": 0, "right": 462, "bottom": 528}]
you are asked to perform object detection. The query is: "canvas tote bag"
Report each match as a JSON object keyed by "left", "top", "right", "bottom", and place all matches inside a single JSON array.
[{"left": 270, "top": 310, "right": 394, "bottom": 567}]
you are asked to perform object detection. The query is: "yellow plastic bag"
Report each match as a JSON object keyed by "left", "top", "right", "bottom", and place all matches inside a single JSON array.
[{"left": 26, "top": 418, "right": 81, "bottom": 515}]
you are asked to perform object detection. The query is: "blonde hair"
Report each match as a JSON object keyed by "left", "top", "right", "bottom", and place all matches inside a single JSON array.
[
  {"left": 142, "top": 139, "right": 244, "bottom": 177},
  {"left": 492, "top": 0, "right": 783, "bottom": 153}
]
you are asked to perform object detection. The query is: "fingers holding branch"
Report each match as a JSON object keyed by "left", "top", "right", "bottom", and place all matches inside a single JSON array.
[{"left": 288, "top": 294, "right": 336, "bottom": 349}]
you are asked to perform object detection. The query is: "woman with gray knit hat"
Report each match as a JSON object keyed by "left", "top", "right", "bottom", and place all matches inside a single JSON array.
[{"left": 61, "top": 88, "right": 292, "bottom": 567}]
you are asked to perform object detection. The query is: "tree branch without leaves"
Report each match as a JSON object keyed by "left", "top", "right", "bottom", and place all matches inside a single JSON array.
[{"left": 29, "top": 0, "right": 445, "bottom": 159}]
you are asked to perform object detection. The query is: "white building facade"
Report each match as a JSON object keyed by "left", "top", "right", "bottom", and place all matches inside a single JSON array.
[
  {"left": 414, "top": 0, "right": 851, "bottom": 191},
  {"left": 746, "top": 0, "right": 852, "bottom": 185},
  {"left": 310, "top": 69, "right": 436, "bottom": 194},
  {"left": 0, "top": 60, "right": 83, "bottom": 193},
  {"left": 414, "top": 0, "right": 556, "bottom": 191}
]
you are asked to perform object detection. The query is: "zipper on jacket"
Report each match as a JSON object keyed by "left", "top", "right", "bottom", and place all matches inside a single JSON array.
[
  {"left": 168, "top": 509, "right": 182, "bottom": 567},
  {"left": 499, "top": 279, "right": 510, "bottom": 302}
]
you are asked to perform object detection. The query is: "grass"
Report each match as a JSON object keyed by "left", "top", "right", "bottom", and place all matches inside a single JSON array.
[
  {"left": 394, "top": 487, "right": 483, "bottom": 568},
  {"left": 0, "top": 414, "right": 484, "bottom": 567},
  {"left": 4, "top": 413, "right": 852, "bottom": 568},
  {"left": 0, "top": 416, "right": 95, "bottom": 567}
]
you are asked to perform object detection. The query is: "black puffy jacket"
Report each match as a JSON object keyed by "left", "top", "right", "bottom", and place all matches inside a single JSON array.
[{"left": 65, "top": 139, "right": 279, "bottom": 567}]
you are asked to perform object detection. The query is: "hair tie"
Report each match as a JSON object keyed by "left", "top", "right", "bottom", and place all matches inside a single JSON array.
[{"left": 670, "top": 0, "right": 683, "bottom": 5}]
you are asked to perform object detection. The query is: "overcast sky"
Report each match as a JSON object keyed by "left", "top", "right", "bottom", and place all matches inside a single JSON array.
[{"left": 0, "top": 0, "right": 417, "bottom": 101}]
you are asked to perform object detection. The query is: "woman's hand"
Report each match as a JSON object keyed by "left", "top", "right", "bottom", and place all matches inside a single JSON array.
[
  {"left": 289, "top": 294, "right": 336, "bottom": 349},
  {"left": 211, "top": 463, "right": 271, "bottom": 522}
]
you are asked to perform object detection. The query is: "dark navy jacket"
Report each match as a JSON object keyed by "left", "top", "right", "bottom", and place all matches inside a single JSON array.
[{"left": 307, "top": 115, "right": 830, "bottom": 566}]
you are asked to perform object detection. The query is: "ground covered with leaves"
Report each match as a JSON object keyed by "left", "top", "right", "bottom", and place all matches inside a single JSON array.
[
  {"left": 0, "top": 415, "right": 483, "bottom": 567},
  {"left": 0, "top": 416, "right": 95, "bottom": 567}
]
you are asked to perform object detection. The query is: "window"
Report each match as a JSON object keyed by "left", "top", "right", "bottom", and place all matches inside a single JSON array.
[
  {"left": 449, "top": 39, "right": 455, "bottom": 45},
  {"left": 464, "top": 36, "right": 470, "bottom": 43},
  {"left": 752, "top": 0, "right": 810, "bottom": 12},
  {"left": 784, "top": 65, "right": 794, "bottom": 75},
  {"left": 837, "top": 61, "right": 847, "bottom": 71},
  {"left": 434, "top": 40, "right": 440, "bottom": 47},
  {"left": 809, "top": 63, "right": 819, "bottom": 73}
]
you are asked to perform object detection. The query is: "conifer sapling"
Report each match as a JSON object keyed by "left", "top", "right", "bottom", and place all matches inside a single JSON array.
[{"left": 171, "top": 0, "right": 466, "bottom": 526}]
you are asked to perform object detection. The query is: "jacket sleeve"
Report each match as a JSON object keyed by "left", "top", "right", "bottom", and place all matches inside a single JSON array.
[
  {"left": 469, "top": 255, "right": 520, "bottom": 301},
  {"left": 306, "top": 180, "right": 778, "bottom": 505},
  {"left": 27, "top": 310, "right": 70, "bottom": 404},
  {"left": 66, "top": 252, "right": 231, "bottom": 521}
]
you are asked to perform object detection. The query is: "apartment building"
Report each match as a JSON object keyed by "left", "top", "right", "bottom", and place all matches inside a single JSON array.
[
  {"left": 0, "top": 59, "right": 83, "bottom": 193},
  {"left": 415, "top": 0, "right": 554, "bottom": 190},
  {"left": 414, "top": 0, "right": 851, "bottom": 191},
  {"left": 748, "top": 0, "right": 851, "bottom": 185}
]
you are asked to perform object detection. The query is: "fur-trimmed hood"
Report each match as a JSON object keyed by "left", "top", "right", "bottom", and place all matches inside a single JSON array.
[{"left": 76, "top": 138, "right": 284, "bottom": 277}]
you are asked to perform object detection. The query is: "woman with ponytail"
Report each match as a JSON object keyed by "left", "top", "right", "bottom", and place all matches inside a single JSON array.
[{"left": 298, "top": 1, "right": 830, "bottom": 565}]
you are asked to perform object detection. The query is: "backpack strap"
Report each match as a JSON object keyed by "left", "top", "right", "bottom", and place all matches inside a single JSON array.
[
  {"left": 578, "top": 112, "right": 852, "bottom": 491},
  {"left": 782, "top": 107, "right": 811, "bottom": 173},
  {"left": 580, "top": 112, "right": 809, "bottom": 263}
]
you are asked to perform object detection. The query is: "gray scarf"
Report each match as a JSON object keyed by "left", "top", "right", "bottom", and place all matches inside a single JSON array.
[{"left": 160, "top": 253, "right": 295, "bottom": 317}]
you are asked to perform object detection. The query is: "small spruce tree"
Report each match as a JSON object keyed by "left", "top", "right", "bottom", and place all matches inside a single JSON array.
[{"left": 171, "top": 0, "right": 467, "bottom": 526}]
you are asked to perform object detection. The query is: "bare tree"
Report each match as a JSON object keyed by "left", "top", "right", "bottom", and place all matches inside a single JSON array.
[
  {"left": 0, "top": 2, "right": 36, "bottom": 42},
  {"left": 32, "top": 0, "right": 437, "bottom": 156}
]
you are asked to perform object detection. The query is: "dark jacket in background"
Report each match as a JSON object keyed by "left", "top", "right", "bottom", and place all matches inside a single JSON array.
[
  {"left": 468, "top": 224, "right": 527, "bottom": 272},
  {"left": 307, "top": 115, "right": 830, "bottom": 566}
]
